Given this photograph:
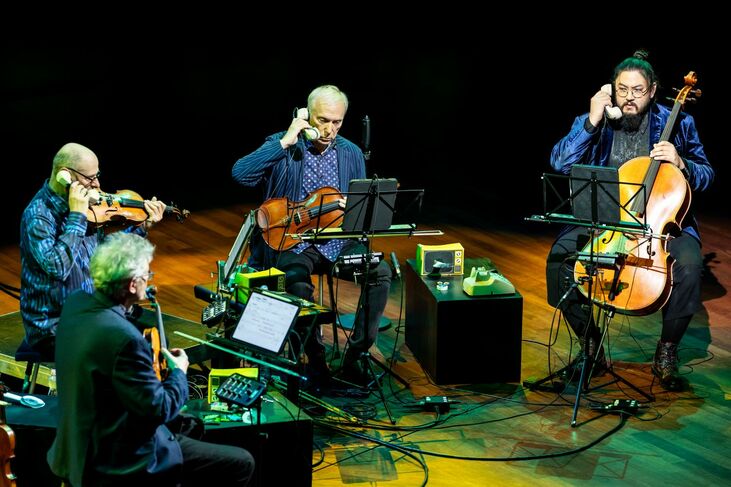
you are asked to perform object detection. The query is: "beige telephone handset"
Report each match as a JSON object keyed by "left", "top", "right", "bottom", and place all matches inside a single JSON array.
[
  {"left": 56, "top": 169, "right": 72, "bottom": 186},
  {"left": 295, "top": 107, "right": 321, "bottom": 141},
  {"left": 55, "top": 169, "right": 101, "bottom": 204},
  {"left": 601, "top": 84, "right": 622, "bottom": 120}
]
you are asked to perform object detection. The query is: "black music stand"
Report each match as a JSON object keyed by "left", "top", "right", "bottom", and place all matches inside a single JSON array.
[
  {"left": 526, "top": 166, "right": 653, "bottom": 427},
  {"left": 336, "top": 178, "right": 398, "bottom": 332},
  {"left": 301, "top": 178, "right": 425, "bottom": 425}
]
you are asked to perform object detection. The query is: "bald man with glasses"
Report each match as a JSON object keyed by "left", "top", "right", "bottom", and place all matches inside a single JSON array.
[{"left": 19, "top": 142, "right": 167, "bottom": 359}]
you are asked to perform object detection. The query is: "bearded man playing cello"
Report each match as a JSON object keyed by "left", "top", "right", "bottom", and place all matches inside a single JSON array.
[{"left": 546, "top": 51, "right": 714, "bottom": 391}]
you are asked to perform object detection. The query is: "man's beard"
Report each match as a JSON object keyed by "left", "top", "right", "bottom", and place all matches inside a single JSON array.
[
  {"left": 610, "top": 101, "right": 651, "bottom": 132},
  {"left": 619, "top": 113, "right": 645, "bottom": 131}
]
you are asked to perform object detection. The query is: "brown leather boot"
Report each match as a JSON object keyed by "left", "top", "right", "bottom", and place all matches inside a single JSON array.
[{"left": 652, "top": 340, "right": 685, "bottom": 391}]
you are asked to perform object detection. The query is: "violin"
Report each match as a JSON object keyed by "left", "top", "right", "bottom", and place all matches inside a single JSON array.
[
  {"left": 0, "top": 388, "right": 17, "bottom": 487},
  {"left": 257, "top": 186, "right": 344, "bottom": 250},
  {"left": 143, "top": 286, "right": 169, "bottom": 381},
  {"left": 86, "top": 189, "right": 190, "bottom": 227}
]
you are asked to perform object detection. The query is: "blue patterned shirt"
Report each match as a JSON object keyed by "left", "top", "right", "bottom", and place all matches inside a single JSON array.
[
  {"left": 293, "top": 143, "right": 346, "bottom": 261},
  {"left": 20, "top": 181, "right": 144, "bottom": 347}
]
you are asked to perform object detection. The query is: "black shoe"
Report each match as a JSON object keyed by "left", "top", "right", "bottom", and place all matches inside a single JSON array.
[
  {"left": 301, "top": 360, "right": 331, "bottom": 396},
  {"left": 562, "top": 356, "right": 609, "bottom": 383},
  {"left": 335, "top": 363, "right": 371, "bottom": 388},
  {"left": 652, "top": 340, "right": 686, "bottom": 391},
  {"left": 562, "top": 336, "right": 609, "bottom": 383}
]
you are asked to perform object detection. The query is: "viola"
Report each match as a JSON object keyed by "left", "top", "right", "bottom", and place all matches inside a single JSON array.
[
  {"left": 0, "top": 390, "right": 17, "bottom": 487},
  {"left": 86, "top": 189, "right": 190, "bottom": 226},
  {"left": 143, "top": 286, "right": 169, "bottom": 381},
  {"left": 257, "top": 186, "right": 344, "bottom": 250},
  {"left": 574, "top": 72, "right": 700, "bottom": 315}
]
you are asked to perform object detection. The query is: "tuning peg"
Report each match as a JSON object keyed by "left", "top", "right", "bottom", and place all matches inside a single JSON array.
[
  {"left": 691, "top": 89, "right": 702, "bottom": 98},
  {"left": 685, "top": 97, "right": 698, "bottom": 103}
]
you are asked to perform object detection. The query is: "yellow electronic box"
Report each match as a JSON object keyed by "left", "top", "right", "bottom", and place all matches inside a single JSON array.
[
  {"left": 234, "top": 267, "right": 286, "bottom": 303},
  {"left": 416, "top": 243, "right": 464, "bottom": 276}
]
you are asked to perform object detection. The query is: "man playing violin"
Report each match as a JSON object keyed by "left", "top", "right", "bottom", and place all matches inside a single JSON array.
[
  {"left": 47, "top": 232, "right": 254, "bottom": 486},
  {"left": 20, "top": 142, "right": 167, "bottom": 360},
  {"left": 232, "top": 85, "right": 392, "bottom": 390},
  {"left": 546, "top": 51, "right": 714, "bottom": 391}
]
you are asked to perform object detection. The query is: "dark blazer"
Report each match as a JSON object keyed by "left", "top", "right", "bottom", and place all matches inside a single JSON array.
[{"left": 47, "top": 290, "right": 189, "bottom": 486}]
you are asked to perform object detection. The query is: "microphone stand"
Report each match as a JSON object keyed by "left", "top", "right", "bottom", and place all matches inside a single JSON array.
[{"left": 361, "top": 115, "right": 371, "bottom": 161}]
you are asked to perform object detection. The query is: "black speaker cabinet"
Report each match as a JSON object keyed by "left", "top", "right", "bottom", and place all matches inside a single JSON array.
[
  {"left": 195, "top": 393, "right": 313, "bottom": 487},
  {"left": 405, "top": 259, "right": 523, "bottom": 384},
  {"left": 6, "top": 394, "right": 312, "bottom": 487}
]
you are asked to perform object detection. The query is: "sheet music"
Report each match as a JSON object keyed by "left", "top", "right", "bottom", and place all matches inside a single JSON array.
[{"left": 231, "top": 292, "right": 299, "bottom": 354}]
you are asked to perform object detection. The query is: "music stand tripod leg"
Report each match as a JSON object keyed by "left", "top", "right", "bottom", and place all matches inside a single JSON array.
[
  {"left": 367, "top": 353, "right": 409, "bottom": 388},
  {"left": 343, "top": 238, "right": 402, "bottom": 424},
  {"left": 570, "top": 272, "right": 609, "bottom": 427},
  {"left": 570, "top": 348, "right": 592, "bottom": 427},
  {"left": 360, "top": 351, "right": 396, "bottom": 425}
]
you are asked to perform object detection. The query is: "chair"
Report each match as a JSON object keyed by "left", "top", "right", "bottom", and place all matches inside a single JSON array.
[
  {"left": 14, "top": 338, "right": 54, "bottom": 394},
  {"left": 315, "top": 272, "right": 340, "bottom": 359}
]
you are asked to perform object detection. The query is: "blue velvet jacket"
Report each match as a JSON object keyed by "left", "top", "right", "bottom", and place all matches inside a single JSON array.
[{"left": 550, "top": 103, "right": 714, "bottom": 240}]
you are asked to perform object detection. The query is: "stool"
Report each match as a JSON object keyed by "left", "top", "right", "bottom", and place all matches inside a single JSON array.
[{"left": 14, "top": 338, "right": 54, "bottom": 394}]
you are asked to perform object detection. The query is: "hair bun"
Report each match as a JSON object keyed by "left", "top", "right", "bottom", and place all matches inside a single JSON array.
[{"left": 633, "top": 49, "right": 649, "bottom": 61}]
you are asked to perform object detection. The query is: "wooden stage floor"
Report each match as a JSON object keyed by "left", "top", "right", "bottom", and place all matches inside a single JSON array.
[{"left": 1, "top": 204, "right": 729, "bottom": 486}]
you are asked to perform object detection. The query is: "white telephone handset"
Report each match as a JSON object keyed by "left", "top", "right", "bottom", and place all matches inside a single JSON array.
[
  {"left": 55, "top": 169, "right": 101, "bottom": 204},
  {"left": 56, "top": 169, "right": 72, "bottom": 186},
  {"left": 601, "top": 84, "right": 622, "bottom": 120},
  {"left": 295, "top": 107, "right": 321, "bottom": 141}
]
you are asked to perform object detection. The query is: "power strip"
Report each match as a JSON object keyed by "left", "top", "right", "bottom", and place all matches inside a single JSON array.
[
  {"left": 599, "top": 399, "right": 639, "bottom": 414},
  {"left": 419, "top": 396, "right": 451, "bottom": 413}
]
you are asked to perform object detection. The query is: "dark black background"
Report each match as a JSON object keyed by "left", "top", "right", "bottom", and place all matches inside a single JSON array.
[{"left": 2, "top": 42, "right": 722, "bottom": 244}]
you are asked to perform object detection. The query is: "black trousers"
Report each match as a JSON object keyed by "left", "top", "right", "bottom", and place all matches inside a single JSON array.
[
  {"left": 83, "top": 435, "right": 254, "bottom": 486},
  {"left": 276, "top": 241, "right": 392, "bottom": 367},
  {"left": 546, "top": 226, "right": 702, "bottom": 343}
]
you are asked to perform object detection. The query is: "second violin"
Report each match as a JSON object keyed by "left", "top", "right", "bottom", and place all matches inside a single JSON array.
[{"left": 87, "top": 189, "right": 190, "bottom": 226}]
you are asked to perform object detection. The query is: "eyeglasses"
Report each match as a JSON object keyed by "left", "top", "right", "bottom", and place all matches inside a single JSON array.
[
  {"left": 65, "top": 166, "right": 101, "bottom": 183},
  {"left": 615, "top": 86, "right": 649, "bottom": 98},
  {"left": 137, "top": 271, "right": 154, "bottom": 282}
]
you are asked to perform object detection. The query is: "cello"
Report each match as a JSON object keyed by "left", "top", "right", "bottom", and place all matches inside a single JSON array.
[
  {"left": 574, "top": 72, "right": 700, "bottom": 315},
  {"left": 0, "top": 388, "right": 17, "bottom": 487},
  {"left": 256, "top": 186, "right": 344, "bottom": 250}
]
